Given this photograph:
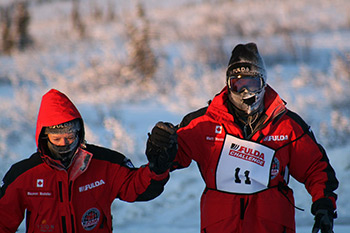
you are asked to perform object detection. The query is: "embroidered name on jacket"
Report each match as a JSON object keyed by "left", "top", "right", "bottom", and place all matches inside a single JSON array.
[
  {"left": 27, "top": 191, "right": 53, "bottom": 197},
  {"left": 79, "top": 179, "right": 105, "bottom": 192}
]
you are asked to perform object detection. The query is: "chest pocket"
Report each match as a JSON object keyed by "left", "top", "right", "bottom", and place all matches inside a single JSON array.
[{"left": 216, "top": 134, "right": 275, "bottom": 194}]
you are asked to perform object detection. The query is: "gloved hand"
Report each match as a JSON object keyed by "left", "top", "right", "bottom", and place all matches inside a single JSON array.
[
  {"left": 311, "top": 198, "right": 336, "bottom": 233},
  {"left": 312, "top": 209, "right": 334, "bottom": 233},
  {"left": 146, "top": 121, "right": 178, "bottom": 174}
]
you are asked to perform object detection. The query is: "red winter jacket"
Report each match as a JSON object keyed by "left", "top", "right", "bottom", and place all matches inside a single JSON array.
[
  {"left": 174, "top": 86, "right": 338, "bottom": 233},
  {"left": 0, "top": 89, "right": 168, "bottom": 233}
]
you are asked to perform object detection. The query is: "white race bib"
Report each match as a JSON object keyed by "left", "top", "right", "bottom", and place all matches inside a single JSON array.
[{"left": 216, "top": 134, "right": 275, "bottom": 194}]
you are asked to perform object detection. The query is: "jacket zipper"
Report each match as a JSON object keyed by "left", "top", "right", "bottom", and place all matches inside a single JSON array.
[
  {"left": 69, "top": 181, "right": 72, "bottom": 202},
  {"left": 61, "top": 216, "right": 68, "bottom": 233},
  {"left": 59, "top": 181, "right": 69, "bottom": 233},
  {"left": 69, "top": 181, "right": 75, "bottom": 233},
  {"left": 240, "top": 198, "right": 249, "bottom": 220},
  {"left": 58, "top": 181, "right": 63, "bottom": 202},
  {"left": 71, "top": 214, "right": 75, "bottom": 233},
  {"left": 247, "top": 109, "right": 286, "bottom": 140}
]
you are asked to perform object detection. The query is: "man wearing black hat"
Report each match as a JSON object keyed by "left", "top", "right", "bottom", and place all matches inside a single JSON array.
[
  {"left": 0, "top": 89, "right": 177, "bottom": 232},
  {"left": 147, "top": 43, "right": 338, "bottom": 233}
]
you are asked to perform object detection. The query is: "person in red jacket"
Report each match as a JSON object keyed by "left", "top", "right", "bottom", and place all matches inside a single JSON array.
[
  {"left": 147, "top": 43, "right": 338, "bottom": 233},
  {"left": 0, "top": 89, "right": 177, "bottom": 233}
]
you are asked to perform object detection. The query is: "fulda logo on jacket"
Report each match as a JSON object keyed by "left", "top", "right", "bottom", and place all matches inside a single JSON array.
[
  {"left": 79, "top": 179, "right": 105, "bottom": 192},
  {"left": 229, "top": 143, "right": 265, "bottom": 166},
  {"left": 263, "top": 135, "right": 289, "bottom": 142}
]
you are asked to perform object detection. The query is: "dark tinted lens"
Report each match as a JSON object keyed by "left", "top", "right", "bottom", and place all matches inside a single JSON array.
[{"left": 229, "top": 76, "right": 262, "bottom": 93}]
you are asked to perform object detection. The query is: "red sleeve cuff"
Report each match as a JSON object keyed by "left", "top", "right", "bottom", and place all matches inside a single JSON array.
[{"left": 147, "top": 166, "right": 169, "bottom": 180}]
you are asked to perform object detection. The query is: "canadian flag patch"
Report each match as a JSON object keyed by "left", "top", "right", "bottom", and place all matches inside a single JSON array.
[
  {"left": 215, "top": 125, "right": 222, "bottom": 134},
  {"left": 37, "top": 179, "right": 44, "bottom": 188}
]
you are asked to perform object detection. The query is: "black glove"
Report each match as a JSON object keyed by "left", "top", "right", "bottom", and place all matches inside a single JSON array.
[
  {"left": 312, "top": 209, "right": 334, "bottom": 233},
  {"left": 311, "top": 198, "right": 336, "bottom": 233},
  {"left": 146, "top": 121, "right": 178, "bottom": 174}
]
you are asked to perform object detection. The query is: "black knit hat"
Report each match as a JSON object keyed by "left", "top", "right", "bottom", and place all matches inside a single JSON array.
[
  {"left": 44, "top": 119, "right": 81, "bottom": 135},
  {"left": 226, "top": 43, "right": 267, "bottom": 82}
]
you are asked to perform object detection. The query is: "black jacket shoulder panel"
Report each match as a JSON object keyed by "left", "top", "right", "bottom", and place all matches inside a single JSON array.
[
  {"left": 285, "top": 109, "right": 317, "bottom": 141},
  {"left": 285, "top": 110, "right": 310, "bottom": 132},
  {"left": 85, "top": 144, "right": 127, "bottom": 165},
  {"left": 1, "top": 152, "right": 43, "bottom": 198},
  {"left": 179, "top": 106, "right": 208, "bottom": 128}
]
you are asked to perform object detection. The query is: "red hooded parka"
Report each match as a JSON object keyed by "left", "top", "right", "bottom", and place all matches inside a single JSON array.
[{"left": 0, "top": 89, "right": 169, "bottom": 233}]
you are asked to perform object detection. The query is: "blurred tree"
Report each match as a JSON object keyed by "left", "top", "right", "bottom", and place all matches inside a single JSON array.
[
  {"left": 71, "top": 0, "right": 86, "bottom": 38},
  {"left": 125, "top": 2, "right": 157, "bottom": 81},
  {"left": 0, "top": 7, "right": 14, "bottom": 55},
  {"left": 90, "top": 1, "right": 103, "bottom": 22},
  {"left": 1, "top": 2, "right": 33, "bottom": 54},
  {"left": 13, "top": 2, "right": 33, "bottom": 51},
  {"left": 106, "top": 0, "right": 116, "bottom": 22}
]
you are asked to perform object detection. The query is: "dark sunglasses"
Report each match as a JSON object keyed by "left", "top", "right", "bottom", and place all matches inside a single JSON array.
[{"left": 228, "top": 75, "right": 264, "bottom": 93}]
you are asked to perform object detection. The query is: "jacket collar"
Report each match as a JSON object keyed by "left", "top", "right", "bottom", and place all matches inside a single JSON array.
[{"left": 41, "top": 146, "right": 93, "bottom": 179}]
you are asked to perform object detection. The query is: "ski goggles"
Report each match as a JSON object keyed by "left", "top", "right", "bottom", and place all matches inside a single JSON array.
[{"left": 228, "top": 75, "right": 264, "bottom": 93}]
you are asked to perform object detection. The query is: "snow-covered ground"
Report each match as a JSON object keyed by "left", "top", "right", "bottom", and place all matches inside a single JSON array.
[{"left": 1, "top": 0, "right": 350, "bottom": 232}]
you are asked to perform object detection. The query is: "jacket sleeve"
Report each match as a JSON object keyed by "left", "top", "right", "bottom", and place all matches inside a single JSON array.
[
  {"left": 86, "top": 144, "right": 169, "bottom": 203},
  {"left": 171, "top": 106, "right": 208, "bottom": 171},
  {"left": 119, "top": 165, "right": 169, "bottom": 202},
  {"left": 0, "top": 166, "right": 26, "bottom": 233},
  {"left": 287, "top": 112, "right": 338, "bottom": 211}
]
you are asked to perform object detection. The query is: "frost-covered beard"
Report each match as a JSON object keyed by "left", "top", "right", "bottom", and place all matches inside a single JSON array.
[{"left": 228, "top": 87, "right": 265, "bottom": 116}]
